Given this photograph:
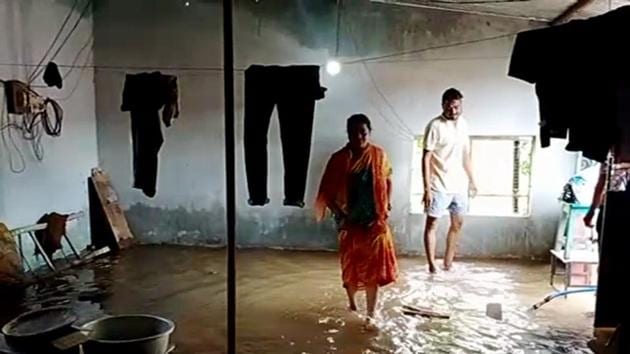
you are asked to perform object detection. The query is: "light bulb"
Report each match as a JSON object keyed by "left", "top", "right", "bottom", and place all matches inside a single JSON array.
[
  {"left": 185, "top": 1, "right": 190, "bottom": 6},
  {"left": 326, "top": 60, "right": 341, "bottom": 76}
]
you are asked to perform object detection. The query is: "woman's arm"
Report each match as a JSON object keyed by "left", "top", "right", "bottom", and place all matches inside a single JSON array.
[{"left": 387, "top": 177, "right": 392, "bottom": 211}]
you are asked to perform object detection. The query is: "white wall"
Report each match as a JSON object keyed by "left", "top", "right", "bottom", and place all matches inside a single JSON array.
[
  {"left": 92, "top": 0, "right": 577, "bottom": 257},
  {"left": 0, "top": 0, "right": 98, "bottom": 267}
]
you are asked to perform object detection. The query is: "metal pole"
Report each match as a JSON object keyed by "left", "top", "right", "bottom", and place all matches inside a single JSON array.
[{"left": 222, "top": 0, "right": 236, "bottom": 353}]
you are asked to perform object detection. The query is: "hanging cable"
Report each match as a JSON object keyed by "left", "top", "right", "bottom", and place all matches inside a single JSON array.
[
  {"left": 63, "top": 34, "right": 93, "bottom": 80},
  {"left": 342, "top": 16, "right": 415, "bottom": 140},
  {"left": 335, "top": 0, "right": 342, "bottom": 57},
  {"left": 361, "top": 61, "right": 415, "bottom": 136},
  {"left": 2, "top": 62, "right": 234, "bottom": 72},
  {"left": 0, "top": 81, "right": 64, "bottom": 172},
  {"left": 0, "top": 29, "right": 520, "bottom": 75},
  {"left": 47, "top": 0, "right": 93, "bottom": 64},
  {"left": 0, "top": 85, "right": 27, "bottom": 173},
  {"left": 39, "top": 99, "right": 64, "bottom": 136},
  {"left": 29, "top": 0, "right": 93, "bottom": 84},
  {"left": 57, "top": 51, "right": 93, "bottom": 102},
  {"left": 343, "top": 32, "right": 518, "bottom": 65},
  {"left": 27, "top": 0, "right": 81, "bottom": 83},
  {"left": 373, "top": 55, "right": 509, "bottom": 63},
  {"left": 371, "top": 0, "right": 549, "bottom": 22},
  {"left": 1, "top": 28, "right": 526, "bottom": 74}
]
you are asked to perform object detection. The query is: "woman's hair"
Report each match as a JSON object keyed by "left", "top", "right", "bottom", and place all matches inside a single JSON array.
[{"left": 346, "top": 114, "right": 372, "bottom": 132}]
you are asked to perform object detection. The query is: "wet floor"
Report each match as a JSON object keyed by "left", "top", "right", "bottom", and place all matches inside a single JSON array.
[{"left": 0, "top": 245, "right": 595, "bottom": 354}]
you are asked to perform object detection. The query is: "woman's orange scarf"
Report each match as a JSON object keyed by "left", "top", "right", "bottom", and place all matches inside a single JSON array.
[{"left": 315, "top": 143, "right": 390, "bottom": 224}]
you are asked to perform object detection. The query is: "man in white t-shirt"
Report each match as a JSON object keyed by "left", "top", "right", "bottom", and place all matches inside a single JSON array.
[{"left": 422, "top": 88, "right": 477, "bottom": 273}]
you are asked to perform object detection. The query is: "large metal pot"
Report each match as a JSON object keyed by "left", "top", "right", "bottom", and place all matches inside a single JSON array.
[{"left": 81, "top": 315, "right": 175, "bottom": 354}]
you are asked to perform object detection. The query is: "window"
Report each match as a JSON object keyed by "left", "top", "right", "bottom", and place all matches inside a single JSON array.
[{"left": 410, "top": 135, "right": 535, "bottom": 217}]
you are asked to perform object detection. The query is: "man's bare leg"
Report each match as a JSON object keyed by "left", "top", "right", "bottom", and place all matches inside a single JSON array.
[
  {"left": 424, "top": 216, "right": 439, "bottom": 273},
  {"left": 345, "top": 284, "right": 357, "bottom": 311},
  {"left": 444, "top": 213, "right": 464, "bottom": 271}
]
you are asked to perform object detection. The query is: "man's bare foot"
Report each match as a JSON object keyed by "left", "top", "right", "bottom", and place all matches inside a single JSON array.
[
  {"left": 348, "top": 303, "right": 357, "bottom": 311},
  {"left": 443, "top": 263, "right": 452, "bottom": 271},
  {"left": 428, "top": 263, "right": 437, "bottom": 274}
]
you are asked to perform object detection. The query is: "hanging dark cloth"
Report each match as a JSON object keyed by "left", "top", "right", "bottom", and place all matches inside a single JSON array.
[
  {"left": 243, "top": 65, "right": 326, "bottom": 207},
  {"left": 34, "top": 212, "right": 68, "bottom": 259},
  {"left": 121, "top": 72, "right": 180, "bottom": 198},
  {"left": 508, "top": 5, "right": 630, "bottom": 162},
  {"left": 43, "top": 62, "right": 63, "bottom": 89}
]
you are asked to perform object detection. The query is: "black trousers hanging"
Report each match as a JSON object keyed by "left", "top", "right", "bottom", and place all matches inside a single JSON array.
[
  {"left": 243, "top": 65, "right": 326, "bottom": 207},
  {"left": 130, "top": 110, "right": 164, "bottom": 198}
]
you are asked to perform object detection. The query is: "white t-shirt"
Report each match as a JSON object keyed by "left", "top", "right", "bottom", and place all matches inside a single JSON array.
[{"left": 423, "top": 115, "right": 470, "bottom": 193}]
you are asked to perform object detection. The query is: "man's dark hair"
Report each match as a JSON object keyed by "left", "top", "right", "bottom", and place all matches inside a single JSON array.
[
  {"left": 442, "top": 88, "right": 463, "bottom": 103},
  {"left": 347, "top": 113, "right": 372, "bottom": 132}
]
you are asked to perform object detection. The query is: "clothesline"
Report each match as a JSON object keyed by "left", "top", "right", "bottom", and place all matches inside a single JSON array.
[
  {"left": 0, "top": 63, "right": 236, "bottom": 72},
  {"left": 0, "top": 29, "right": 523, "bottom": 74}
]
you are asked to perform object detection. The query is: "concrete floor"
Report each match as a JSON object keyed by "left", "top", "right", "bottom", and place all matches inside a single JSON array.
[{"left": 1, "top": 245, "right": 595, "bottom": 353}]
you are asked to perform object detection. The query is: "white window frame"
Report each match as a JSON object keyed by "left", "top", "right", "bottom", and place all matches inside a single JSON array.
[{"left": 409, "top": 135, "right": 536, "bottom": 217}]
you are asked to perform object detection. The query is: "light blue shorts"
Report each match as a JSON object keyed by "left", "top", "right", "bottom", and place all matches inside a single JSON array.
[{"left": 426, "top": 191, "right": 468, "bottom": 218}]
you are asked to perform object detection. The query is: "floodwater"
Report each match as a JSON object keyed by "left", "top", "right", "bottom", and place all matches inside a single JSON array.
[{"left": 0, "top": 246, "right": 595, "bottom": 353}]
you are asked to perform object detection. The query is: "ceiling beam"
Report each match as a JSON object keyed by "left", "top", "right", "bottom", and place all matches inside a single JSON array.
[
  {"left": 370, "top": 0, "right": 550, "bottom": 22},
  {"left": 550, "top": 0, "right": 596, "bottom": 25}
]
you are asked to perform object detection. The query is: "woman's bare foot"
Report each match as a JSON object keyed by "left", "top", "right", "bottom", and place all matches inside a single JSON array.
[
  {"left": 362, "top": 316, "right": 378, "bottom": 332},
  {"left": 345, "top": 286, "right": 358, "bottom": 312}
]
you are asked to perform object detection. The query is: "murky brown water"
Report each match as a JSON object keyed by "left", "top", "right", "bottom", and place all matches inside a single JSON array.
[{"left": 0, "top": 246, "right": 594, "bottom": 353}]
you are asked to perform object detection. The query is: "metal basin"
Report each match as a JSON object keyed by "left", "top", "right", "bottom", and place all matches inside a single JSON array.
[
  {"left": 1, "top": 306, "right": 79, "bottom": 353},
  {"left": 81, "top": 315, "right": 175, "bottom": 354}
]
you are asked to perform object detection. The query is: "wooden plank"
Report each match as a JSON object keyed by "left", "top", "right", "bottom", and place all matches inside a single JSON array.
[
  {"left": 402, "top": 304, "right": 450, "bottom": 319},
  {"left": 89, "top": 168, "right": 134, "bottom": 249}
]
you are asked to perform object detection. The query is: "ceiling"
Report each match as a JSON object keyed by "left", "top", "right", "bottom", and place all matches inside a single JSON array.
[{"left": 370, "top": 0, "right": 630, "bottom": 23}]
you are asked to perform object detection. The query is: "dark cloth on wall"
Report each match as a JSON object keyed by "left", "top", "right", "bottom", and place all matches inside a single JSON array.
[
  {"left": 508, "top": 5, "right": 630, "bottom": 162},
  {"left": 34, "top": 213, "right": 68, "bottom": 259},
  {"left": 121, "top": 72, "right": 180, "bottom": 198},
  {"left": 244, "top": 65, "right": 326, "bottom": 207},
  {"left": 594, "top": 191, "right": 630, "bottom": 329},
  {"left": 43, "top": 62, "right": 63, "bottom": 89}
]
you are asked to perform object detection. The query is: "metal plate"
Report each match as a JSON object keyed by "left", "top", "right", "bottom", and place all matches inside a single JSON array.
[
  {"left": 1, "top": 307, "right": 77, "bottom": 338},
  {"left": 0, "top": 335, "right": 26, "bottom": 354}
]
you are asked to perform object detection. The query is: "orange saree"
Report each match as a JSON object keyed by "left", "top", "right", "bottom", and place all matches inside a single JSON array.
[{"left": 315, "top": 144, "right": 398, "bottom": 289}]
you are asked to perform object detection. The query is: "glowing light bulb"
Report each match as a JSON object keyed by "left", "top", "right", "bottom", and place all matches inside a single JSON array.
[
  {"left": 185, "top": 1, "right": 190, "bottom": 6},
  {"left": 326, "top": 60, "right": 341, "bottom": 76}
]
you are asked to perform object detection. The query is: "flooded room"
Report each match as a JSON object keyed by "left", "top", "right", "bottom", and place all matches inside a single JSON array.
[{"left": 0, "top": 0, "right": 628, "bottom": 353}]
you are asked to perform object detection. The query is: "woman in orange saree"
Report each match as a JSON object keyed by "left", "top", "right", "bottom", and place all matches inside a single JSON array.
[{"left": 315, "top": 114, "right": 399, "bottom": 323}]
